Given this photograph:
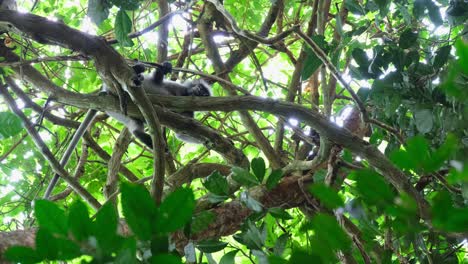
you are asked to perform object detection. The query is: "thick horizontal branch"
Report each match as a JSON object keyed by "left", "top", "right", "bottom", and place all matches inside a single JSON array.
[
  {"left": 0, "top": 10, "right": 134, "bottom": 94},
  {"left": 47, "top": 91, "right": 430, "bottom": 220},
  {"left": 150, "top": 95, "right": 431, "bottom": 220},
  {"left": 0, "top": 42, "right": 248, "bottom": 168}
]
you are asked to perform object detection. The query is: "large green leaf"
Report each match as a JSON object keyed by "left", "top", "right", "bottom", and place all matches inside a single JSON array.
[
  {"left": 87, "top": 0, "right": 110, "bottom": 25},
  {"left": 308, "top": 214, "right": 351, "bottom": 262},
  {"left": 157, "top": 187, "right": 195, "bottom": 233},
  {"left": 203, "top": 171, "right": 229, "bottom": 196},
  {"left": 354, "top": 169, "right": 394, "bottom": 206},
  {"left": 301, "top": 35, "right": 328, "bottom": 79},
  {"left": 196, "top": 239, "right": 228, "bottom": 253},
  {"left": 265, "top": 169, "right": 284, "bottom": 190},
  {"left": 219, "top": 250, "right": 239, "bottom": 264},
  {"left": 240, "top": 191, "right": 263, "bottom": 212},
  {"left": 94, "top": 202, "right": 122, "bottom": 254},
  {"left": 35, "top": 228, "right": 59, "bottom": 260},
  {"left": 121, "top": 182, "right": 157, "bottom": 240},
  {"left": 309, "top": 183, "right": 344, "bottom": 209},
  {"left": 111, "top": 0, "right": 142, "bottom": 10},
  {"left": 68, "top": 200, "right": 92, "bottom": 242},
  {"left": 0, "top": 112, "right": 23, "bottom": 139},
  {"left": 251, "top": 157, "right": 266, "bottom": 182},
  {"left": 233, "top": 221, "right": 266, "bottom": 250},
  {"left": 345, "top": 0, "right": 365, "bottom": 15},
  {"left": 231, "top": 166, "right": 259, "bottom": 187},
  {"left": 34, "top": 200, "right": 67, "bottom": 236},
  {"left": 374, "top": 0, "right": 389, "bottom": 15},
  {"left": 432, "top": 191, "right": 468, "bottom": 232},
  {"left": 114, "top": 9, "right": 133, "bottom": 47},
  {"left": 4, "top": 246, "right": 41, "bottom": 264},
  {"left": 150, "top": 254, "right": 183, "bottom": 264}
]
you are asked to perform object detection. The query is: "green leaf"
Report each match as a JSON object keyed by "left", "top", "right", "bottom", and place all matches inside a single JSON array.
[
  {"left": 0, "top": 112, "right": 23, "bottom": 139},
  {"left": 265, "top": 169, "right": 284, "bottom": 190},
  {"left": 68, "top": 200, "right": 92, "bottom": 242},
  {"left": 399, "top": 29, "right": 418, "bottom": 49},
  {"left": 115, "top": 238, "right": 138, "bottom": 264},
  {"left": 311, "top": 214, "right": 352, "bottom": 251},
  {"left": 406, "top": 136, "right": 431, "bottom": 157},
  {"left": 206, "top": 193, "right": 229, "bottom": 203},
  {"left": 196, "top": 239, "right": 228, "bottom": 253},
  {"left": 433, "top": 45, "right": 451, "bottom": 69},
  {"left": 268, "top": 255, "right": 288, "bottom": 264},
  {"left": 354, "top": 169, "right": 394, "bottom": 206},
  {"left": 240, "top": 191, "right": 263, "bottom": 212},
  {"left": 302, "top": 35, "right": 328, "bottom": 79},
  {"left": 150, "top": 254, "right": 183, "bottom": 264},
  {"left": 455, "top": 38, "right": 468, "bottom": 73},
  {"left": 432, "top": 190, "right": 468, "bottom": 232},
  {"left": 429, "top": 134, "right": 458, "bottom": 171},
  {"left": 234, "top": 221, "right": 266, "bottom": 250},
  {"left": 391, "top": 136, "right": 433, "bottom": 171},
  {"left": 35, "top": 228, "right": 58, "bottom": 260},
  {"left": 397, "top": 4, "right": 412, "bottom": 24},
  {"left": 151, "top": 235, "right": 170, "bottom": 255},
  {"left": 94, "top": 202, "right": 122, "bottom": 253},
  {"left": 110, "top": 0, "right": 141, "bottom": 10},
  {"left": 268, "top": 208, "right": 293, "bottom": 220},
  {"left": 273, "top": 234, "right": 289, "bottom": 256},
  {"left": 374, "top": 0, "right": 389, "bottom": 15},
  {"left": 87, "top": 0, "right": 110, "bottom": 26},
  {"left": 289, "top": 250, "right": 323, "bottom": 263},
  {"left": 4, "top": 246, "right": 41, "bottom": 264},
  {"left": 191, "top": 211, "right": 216, "bottom": 234},
  {"left": 344, "top": 0, "right": 365, "bottom": 15},
  {"left": 121, "top": 182, "right": 157, "bottom": 240},
  {"left": 54, "top": 237, "right": 81, "bottom": 260},
  {"left": 34, "top": 200, "right": 67, "bottom": 235},
  {"left": 251, "top": 157, "right": 266, "bottom": 182},
  {"left": 203, "top": 171, "right": 229, "bottom": 196},
  {"left": 414, "top": 108, "right": 433, "bottom": 134},
  {"left": 158, "top": 188, "right": 195, "bottom": 233},
  {"left": 309, "top": 183, "right": 344, "bottom": 209},
  {"left": 406, "top": 135, "right": 432, "bottom": 171},
  {"left": 231, "top": 166, "right": 259, "bottom": 187},
  {"left": 114, "top": 9, "right": 133, "bottom": 47},
  {"left": 391, "top": 149, "right": 416, "bottom": 171},
  {"left": 220, "top": 250, "right": 239, "bottom": 264}
]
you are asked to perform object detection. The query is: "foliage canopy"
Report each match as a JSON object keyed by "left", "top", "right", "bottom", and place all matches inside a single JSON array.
[{"left": 0, "top": 0, "right": 467, "bottom": 263}]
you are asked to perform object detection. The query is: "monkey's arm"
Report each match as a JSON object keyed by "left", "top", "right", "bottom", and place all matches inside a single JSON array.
[{"left": 151, "top": 61, "right": 173, "bottom": 84}]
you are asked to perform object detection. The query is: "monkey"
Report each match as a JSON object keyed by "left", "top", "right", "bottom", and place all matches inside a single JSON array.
[
  {"left": 447, "top": 0, "right": 468, "bottom": 17},
  {"left": 104, "top": 61, "right": 212, "bottom": 148},
  {"left": 43, "top": 62, "right": 211, "bottom": 199}
]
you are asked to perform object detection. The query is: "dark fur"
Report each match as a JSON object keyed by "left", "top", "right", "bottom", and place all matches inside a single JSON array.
[{"left": 107, "top": 62, "right": 211, "bottom": 147}]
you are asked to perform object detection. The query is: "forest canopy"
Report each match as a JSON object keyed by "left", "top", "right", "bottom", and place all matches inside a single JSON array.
[{"left": 0, "top": 0, "right": 467, "bottom": 263}]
